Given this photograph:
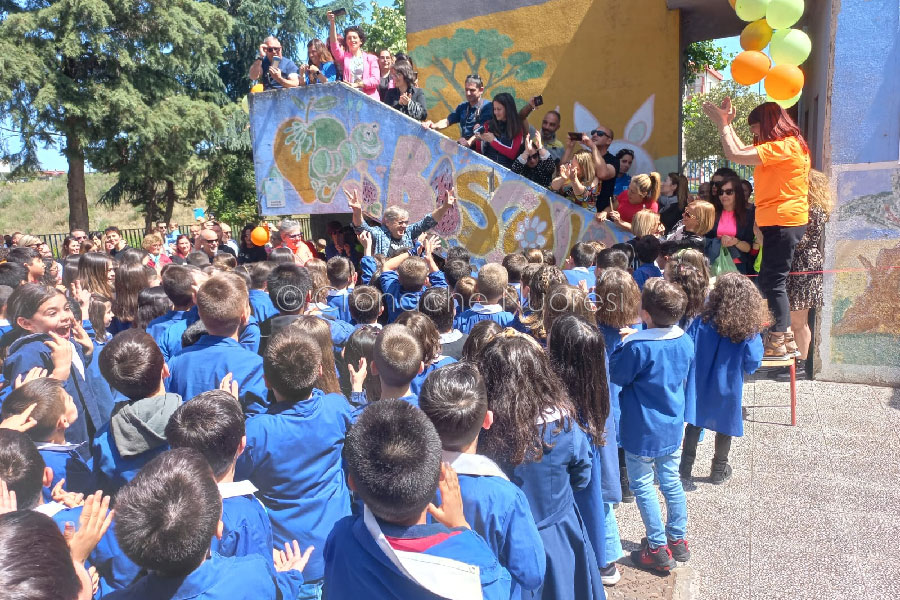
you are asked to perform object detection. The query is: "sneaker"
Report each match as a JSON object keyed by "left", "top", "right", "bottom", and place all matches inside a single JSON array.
[
  {"left": 631, "top": 537, "right": 675, "bottom": 573},
  {"left": 667, "top": 538, "right": 691, "bottom": 562},
  {"left": 710, "top": 462, "right": 733, "bottom": 485},
  {"left": 600, "top": 563, "right": 621, "bottom": 585}
]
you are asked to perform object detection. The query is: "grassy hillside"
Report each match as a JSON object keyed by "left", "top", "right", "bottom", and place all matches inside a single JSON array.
[{"left": 0, "top": 173, "right": 203, "bottom": 235}]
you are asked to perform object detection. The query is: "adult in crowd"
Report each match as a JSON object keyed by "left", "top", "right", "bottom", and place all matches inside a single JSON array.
[
  {"left": 606, "top": 173, "right": 661, "bottom": 232},
  {"left": 550, "top": 148, "right": 597, "bottom": 207},
  {"left": 381, "top": 61, "right": 427, "bottom": 121},
  {"left": 207, "top": 224, "right": 236, "bottom": 258},
  {"left": 664, "top": 199, "right": 716, "bottom": 254},
  {"left": 164, "top": 222, "right": 180, "bottom": 248},
  {"left": 15, "top": 235, "right": 41, "bottom": 252},
  {"left": 511, "top": 134, "right": 556, "bottom": 188},
  {"left": 698, "top": 181, "right": 712, "bottom": 202},
  {"left": 562, "top": 125, "right": 619, "bottom": 212},
  {"left": 613, "top": 148, "right": 635, "bottom": 196},
  {"left": 327, "top": 12, "right": 380, "bottom": 99},
  {"left": 705, "top": 99, "right": 811, "bottom": 358},
  {"left": 347, "top": 187, "right": 457, "bottom": 256},
  {"left": 324, "top": 221, "right": 359, "bottom": 261},
  {"left": 197, "top": 229, "right": 225, "bottom": 260},
  {"left": 472, "top": 92, "right": 526, "bottom": 169},
  {"left": 788, "top": 169, "right": 832, "bottom": 372},
  {"left": 709, "top": 166, "right": 738, "bottom": 202},
  {"left": 705, "top": 175, "right": 756, "bottom": 274},
  {"left": 741, "top": 179, "right": 754, "bottom": 201},
  {"left": 377, "top": 49, "right": 394, "bottom": 100},
  {"left": 70, "top": 228, "right": 88, "bottom": 244},
  {"left": 248, "top": 36, "right": 300, "bottom": 90},
  {"left": 658, "top": 172, "right": 690, "bottom": 234},
  {"left": 220, "top": 224, "right": 240, "bottom": 255},
  {"left": 169, "top": 234, "right": 194, "bottom": 265},
  {"left": 537, "top": 110, "right": 565, "bottom": 163},
  {"left": 301, "top": 39, "right": 338, "bottom": 86},
  {"left": 238, "top": 224, "right": 268, "bottom": 264},
  {"left": 422, "top": 74, "right": 493, "bottom": 146},
  {"left": 277, "top": 219, "right": 315, "bottom": 264},
  {"left": 60, "top": 236, "right": 81, "bottom": 258},
  {"left": 104, "top": 226, "right": 130, "bottom": 258},
  {"left": 142, "top": 233, "right": 172, "bottom": 271}
]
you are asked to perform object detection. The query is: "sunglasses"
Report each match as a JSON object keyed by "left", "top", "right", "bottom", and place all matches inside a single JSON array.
[
  {"left": 266, "top": 46, "right": 282, "bottom": 52},
  {"left": 465, "top": 73, "right": 483, "bottom": 84},
  {"left": 684, "top": 211, "right": 697, "bottom": 218},
  {"left": 590, "top": 129, "right": 610, "bottom": 138},
  {"left": 719, "top": 188, "right": 736, "bottom": 196}
]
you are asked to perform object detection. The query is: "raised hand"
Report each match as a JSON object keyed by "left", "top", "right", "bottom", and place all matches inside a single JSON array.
[
  {"left": 348, "top": 358, "right": 368, "bottom": 393},
  {"left": 426, "top": 463, "right": 469, "bottom": 529},
  {"left": 44, "top": 331, "right": 73, "bottom": 381},
  {"left": 479, "top": 132, "right": 496, "bottom": 144},
  {"left": 0, "top": 478, "right": 16, "bottom": 515},
  {"left": 220, "top": 372, "right": 239, "bottom": 399},
  {"left": 52, "top": 479, "right": 86, "bottom": 508},
  {"left": 274, "top": 540, "right": 315, "bottom": 573},
  {"left": 399, "top": 93, "right": 410, "bottom": 106},
  {"left": 344, "top": 187, "right": 362, "bottom": 211},
  {"left": 71, "top": 323, "right": 93, "bottom": 355},
  {"left": 68, "top": 491, "right": 114, "bottom": 563},
  {"left": 14, "top": 366, "right": 48, "bottom": 389},
  {"left": 357, "top": 230, "right": 373, "bottom": 255},
  {"left": 442, "top": 186, "right": 457, "bottom": 208}
]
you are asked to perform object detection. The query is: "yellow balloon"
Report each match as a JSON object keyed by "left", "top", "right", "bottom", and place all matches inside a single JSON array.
[
  {"left": 250, "top": 83, "right": 264, "bottom": 94},
  {"left": 740, "top": 19, "right": 774, "bottom": 52},
  {"left": 766, "top": 92, "right": 801, "bottom": 108},
  {"left": 769, "top": 28, "right": 812, "bottom": 66},
  {"left": 766, "top": 0, "right": 804, "bottom": 29},
  {"left": 735, "top": 0, "right": 770, "bottom": 21}
]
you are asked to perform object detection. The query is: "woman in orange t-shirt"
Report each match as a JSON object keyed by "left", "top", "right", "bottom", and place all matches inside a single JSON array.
[{"left": 703, "top": 100, "right": 811, "bottom": 358}]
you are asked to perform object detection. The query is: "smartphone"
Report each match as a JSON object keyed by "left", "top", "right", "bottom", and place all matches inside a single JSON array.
[
  {"left": 332, "top": 7, "right": 347, "bottom": 17},
  {"left": 568, "top": 132, "right": 583, "bottom": 141},
  {"left": 473, "top": 124, "right": 484, "bottom": 134},
  {"left": 272, "top": 55, "right": 281, "bottom": 67},
  {"left": 533, "top": 95, "right": 544, "bottom": 107}
]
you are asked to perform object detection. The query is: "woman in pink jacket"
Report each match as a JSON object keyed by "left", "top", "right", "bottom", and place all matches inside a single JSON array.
[{"left": 327, "top": 11, "right": 380, "bottom": 100}]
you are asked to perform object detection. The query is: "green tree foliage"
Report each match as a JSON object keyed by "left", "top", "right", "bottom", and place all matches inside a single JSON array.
[
  {"left": 205, "top": 152, "right": 260, "bottom": 226},
  {"left": 364, "top": 0, "right": 406, "bottom": 55},
  {"left": 683, "top": 41, "right": 733, "bottom": 87},
  {"left": 410, "top": 29, "right": 546, "bottom": 112},
  {"left": 683, "top": 80, "right": 766, "bottom": 161}
]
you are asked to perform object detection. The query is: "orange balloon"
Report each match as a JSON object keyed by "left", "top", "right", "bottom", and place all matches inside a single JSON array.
[
  {"left": 729, "top": 0, "right": 737, "bottom": 7},
  {"left": 730, "top": 51, "right": 771, "bottom": 86},
  {"left": 250, "top": 226, "right": 269, "bottom": 246},
  {"left": 764, "top": 64, "right": 805, "bottom": 100}
]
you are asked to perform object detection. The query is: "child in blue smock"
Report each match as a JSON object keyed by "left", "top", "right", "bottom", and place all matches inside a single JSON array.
[
  {"left": 324, "top": 398, "right": 512, "bottom": 600},
  {"left": 511, "top": 264, "right": 566, "bottom": 340},
  {"left": 0, "top": 377, "right": 95, "bottom": 502},
  {"left": 83, "top": 293, "right": 125, "bottom": 423},
  {"left": 609, "top": 278, "right": 694, "bottom": 573},
  {"left": 348, "top": 284, "right": 384, "bottom": 328},
  {"left": 395, "top": 311, "right": 455, "bottom": 397},
  {"left": 548, "top": 314, "right": 625, "bottom": 586},
  {"left": 563, "top": 242, "right": 599, "bottom": 290},
  {"left": 93, "top": 329, "right": 181, "bottom": 494},
  {"left": 680, "top": 272, "right": 765, "bottom": 484},
  {"left": 166, "top": 390, "right": 300, "bottom": 599},
  {"left": 379, "top": 237, "right": 447, "bottom": 323},
  {"left": 167, "top": 273, "right": 267, "bottom": 409},
  {"left": 105, "top": 448, "right": 309, "bottom": 600},
  {"left": 419, "top": 362, "right": 546, "bottom": 597},
  {"left": 234, "top": 327, "right": 354, "bottom": 599},
  {"left": 350, "top": 323, "right": 425, "bottom": 406},
  {"left": 477, "top": 333, "right": 606, "bottom": 600},
  {"left": 325, "top": 256, "right": 355, "bottom": 323},
  {"left": 631, "top": 235, "right": 663, "bottom": 291},
  {"left": 247, "top": 262, "right": 279, "bottom": 323},
  {"left": 455, "top": 263, "right": 516, "bottom": 333},
  {"left": 146, "top": 265, "right": 198, "bottom": 345},
  {"left": 1, "top": 284, "right": 99, "bottom": 460},
  {"left": 502, "top": 252, "right": 528, "bottom": 307}
]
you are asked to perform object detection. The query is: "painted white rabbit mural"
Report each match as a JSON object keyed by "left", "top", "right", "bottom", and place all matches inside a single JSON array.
[{"left": 572, "top": 95, "right": 658, "bottom": 176}]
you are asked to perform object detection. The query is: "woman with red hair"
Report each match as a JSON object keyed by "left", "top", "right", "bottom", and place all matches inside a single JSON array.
[{"left": 704, "top": 99, "right": 811, "bottom": 358}]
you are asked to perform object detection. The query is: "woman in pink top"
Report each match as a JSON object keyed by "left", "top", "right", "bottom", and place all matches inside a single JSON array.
[
  {"left": 327, "top": 11, "right": 380, "bottom": 100},
  {"left": 704, "top": 175, "right": 756, "bottom": 274}
]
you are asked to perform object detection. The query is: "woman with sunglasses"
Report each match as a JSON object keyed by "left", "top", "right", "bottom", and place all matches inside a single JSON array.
[
  {"left": 704, "top": 99, "right": 811, "bottom": 358},
  {"left": 705, "top": 175, "right": 756, "bottom": 274},
  {"left": 664, "top": 199, "right": 716, "bottom": 254}
]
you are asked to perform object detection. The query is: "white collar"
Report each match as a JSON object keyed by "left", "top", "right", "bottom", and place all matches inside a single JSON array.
[
  {"left": 218, "top": 480, "right": 259, "bottom": 499},
  {"left": 362, "top": 506, "right": 483, "bottom": 600},
  {"left": 623, "top": 325, "right": 685, "bottom": 344},
  {"left": 439, "top": 330, "right": 463, "bottom": 344},
  {"left": 34, "top": 501, "right": 67, "bottom": 517},
  {"left": 327, "top": 288, "right": 351, "bottom": 297},
  {"left": 470, "top": 303, "right": 502, "bottom": 315},
  {"left": 69, "top": 340, "right": 85, "bottom": 380},
  {"left": 441, "top": 451, "right": 508, "bottom": 480},
  {"left": 536, "top": 408, "right": 565, "bottom": 425},
  {"left": 35, "top": 441, "right": 84, "bottom": 452},
  {"left": 0, "top": 318, "right": 8, "bottom": 326},
  {"left": 570, "top": 267, "right": 590, "bottom": 273}
]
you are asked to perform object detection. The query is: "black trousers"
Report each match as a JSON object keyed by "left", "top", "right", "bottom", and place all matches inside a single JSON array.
[{"left": 758, "top": 224, "right": 807, "bottom": 332}]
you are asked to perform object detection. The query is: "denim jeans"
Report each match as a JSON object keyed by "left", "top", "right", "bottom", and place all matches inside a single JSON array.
[
  {"left": 298, "top": 581, "right": 323, "bottom": 600},
  {"left": 625, "top": 449, "right": 687, "bottom": 548},
  {"left": 602, "top": 502, "right": 624, "bottom": 566}
]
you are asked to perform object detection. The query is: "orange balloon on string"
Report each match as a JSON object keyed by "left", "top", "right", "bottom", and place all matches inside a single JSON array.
[
  {"left": 764, "top": 64, "right": 805, "bottom": 100},
  {"left": 730, "top": 51, "right": 771, "bottom": 86},
  {"left": 250, "top": 226, "right": 270, "bottom": 246}
]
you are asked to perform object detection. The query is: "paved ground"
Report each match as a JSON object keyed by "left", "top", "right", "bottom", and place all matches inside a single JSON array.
[{"left": 607, "top": 376, "right": 900, "bottom": 600}]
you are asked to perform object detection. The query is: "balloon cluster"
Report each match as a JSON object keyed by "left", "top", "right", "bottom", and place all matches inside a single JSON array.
[{"left": 728, "top": 0, "right": 809, "bottom": 108}]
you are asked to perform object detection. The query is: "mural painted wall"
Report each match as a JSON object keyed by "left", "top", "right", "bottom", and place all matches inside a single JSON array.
[
  {"left": 406, "top": 0, "right": 682, "bottom": 177},
  {"left": 818, "top": 0, "right": 900, "bottom": 384},
  {"left": 248, "top": 84, "right": 629, "bottom": 263}
]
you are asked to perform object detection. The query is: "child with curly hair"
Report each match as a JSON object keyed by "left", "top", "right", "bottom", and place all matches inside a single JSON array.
[{"left": 680, "top": 273, "right": 766, "bottom": 484}]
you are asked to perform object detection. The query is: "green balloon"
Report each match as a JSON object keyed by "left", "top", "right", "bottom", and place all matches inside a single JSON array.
[
  {"left": 766, "top": 0, "right": 804, "bottom": 29},
  {"left": 766, "top": 91, "right": 801, "bottom": 108},
  {"left": 735, "top": 0, "right": 770, "bottom": 21},
  {"left": 770, "top": 29, "right": 812, "bottom": 66}
]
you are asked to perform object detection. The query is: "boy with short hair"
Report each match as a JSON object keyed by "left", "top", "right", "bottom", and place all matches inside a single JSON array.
[
  {"left": 631, "top": 235, "right": 663, "bottom": 291},
  {"left": 563, "top": 242, "right": 598, "bottom": 289},
  {"left": 379, "top": 237, "right": 447, "bottom": 323},
  {"left": 442, "top": 258, "right": 472, "bottom": 290},
  {"left": 455, "top": 263, "right": 516, "bottom": 333},
  {"left": 155, "top": 268, "right": 210, "bottom": 361},
  {"left": 7, "top": 247, "right": 44, "bottom": 283},
  {"left": 234, "top": 327, "right": 354, "bottom": 597},
  {"left": 502, "top": 253, "right": 528, "bottom": 305},
  {"left": 418, "top": 287, "right": 467, "bottom": 360},
  {"left": 167, "top": 274, "right": 267, "bottom": 408},
  {"left": 609, "top": 278, "right": 694, "bottom": 572},
  {"left": 325, "top": 256, "right": 356, "bottom": 323},
  {"left": 367, "top": 324, "right": 423, "bottom": 405},
  {"left": 107, "top": 448, "right": 309, "bottom": 600},
  {"left": 147, "top": 265, "right": 195, "bottom": 346},
  {"left": 348, "top": 285, "right": 383, "bottom": 327},
  {"left": 324, "top": 399, "right": 512, "bottom": 599},
  {"left": 418, "top": 363, "right": 545, "bottom": 596},
  {"left": 0, "top": 377, "right": 94, "bottom": 501},
  {"left": 95, "top": 329, "right": 181, "bottom": 493},
  {"left": 248, "top": 262, "right": 278, "bottom": 323}
]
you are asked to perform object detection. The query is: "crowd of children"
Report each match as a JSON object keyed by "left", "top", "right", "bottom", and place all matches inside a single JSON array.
[{"left": 0, "top": 221, "right": 771, "bottom": 600}]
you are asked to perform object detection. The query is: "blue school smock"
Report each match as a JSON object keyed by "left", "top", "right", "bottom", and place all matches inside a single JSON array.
[
  {"left": 680, "top": 317, "right": 703, "bottom": 426},
  {"left": 609, "top": 327, "right": 694, "bottom": 457},
  {"left": 239, "top": 315, "right": 261, "bottom": 354},
  {"left": 92, "top": 427, "right": 170, "bottom": 496},
  {"left": 564, "top": 267, "right": 596, "bottom": 290},
  {"left": 573, "top": 433, "right": 611, "bottom": 566},
  {"left": 37, "top": 442, "right": 95, "bottom": 502},
  {"left": 598, "top": 323, "right": 624, "bottom": 444},
  {"left": 442, "top": 451, "right": 545, "bottom": 595},
  {"left": 380, "top": 269, "right": 448, "bottom": 323},
  {"left": 326, "top": 288, "right": 353, "bottom": 324},
  {"left": 248, "top": 289, "right": 278, "bottom": 324},
  {"left": 454, "top": 303, "right": 516, "bottom": 334},
  {"left": 690, "top": 321, "right": 763, "bottom": 437},
  {"left": 409, "top": 355, "right": 456, "bottom": 397},
  {"left": 84, "top": 336, "right": 125, "bottom": 427},
  {"left": 324, "top": 510, "right": 512, "bottom": 600},
  {"left": 157, "top": 306, "right": 200, "bottom": 361},
  {"left": 510, "top": 282, "right": 525, "bottom": 306},
  {"left": 146, "top": 309, "right": 188, "bottom": 344},
  {"left": 632, "top": 263, "right": 662, "bottom": 291},
  {"left": 234, "top": 388, "right": 354, "bottom": 583},
  {"left": 2, "top": 334, "right": 99, "bottom": 460},
  {"left": 167, "top": 335, "right": 266, "bottom": 408},
  {"left": 499, "top": 415, "right": 606, "bottom": 600},
  {"left": 104, "top": 552, "right": 298, "bottom": 600}
]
